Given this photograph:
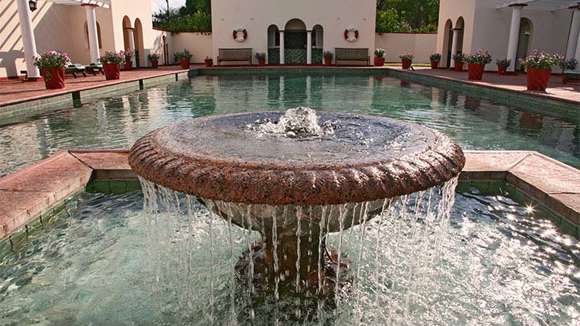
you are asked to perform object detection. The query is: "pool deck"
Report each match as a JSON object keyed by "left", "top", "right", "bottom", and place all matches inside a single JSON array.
[{"left": 1, "top": 149, "right": 578, "bottom": 242}]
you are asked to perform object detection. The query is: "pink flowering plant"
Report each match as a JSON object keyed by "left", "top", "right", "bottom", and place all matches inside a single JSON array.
[
  {"left": 465, "top": 49, "right": 492, "bottom": 65},
  {"left": 34, "top": 50, "right": 70, "bottom": 68},
  {"left": 99, "top": 51, "right": 126, "bottom": 64},
  {"left": 520, "top": 50, "right": 562, "bottom": 70}
]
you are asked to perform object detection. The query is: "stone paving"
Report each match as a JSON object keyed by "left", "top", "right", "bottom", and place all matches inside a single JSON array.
[
  {"left": 0, "top": 66, "right": 190, "bottom": 107},
  {"left": 0, "top": 150, "right": 578, "bottom": 240}
]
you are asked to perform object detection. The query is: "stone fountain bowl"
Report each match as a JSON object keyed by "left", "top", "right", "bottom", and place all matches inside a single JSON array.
[{"left": 129, "top": 111, "right": 465, "bottom": 234}]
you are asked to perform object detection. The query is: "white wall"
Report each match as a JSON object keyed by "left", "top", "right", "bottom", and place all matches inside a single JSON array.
[
  {"left": 211, "top": 0, "right": 376, "bottom": 63},
  {"left": 375, "top": 33, "right": 437, "bottom": 63}
]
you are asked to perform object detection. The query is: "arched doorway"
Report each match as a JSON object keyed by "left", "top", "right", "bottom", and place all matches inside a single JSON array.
[
  {"left": 312, "top": 24, "right": 324, "bottom": 64},
  {"left": 516, "top": 18, "right": 533, "bottom": 71},
  {"left": 267, "top": 25, "right": 280, "bottom": 64},
  {"left": 442, "top": 19, "right": 453, "bottom": 68},
  {"left": 284, "top": 19, "right": 307, "bottom": 64},
  {"left": 134, "top": 19, "right": 145, "bottom": 67}
]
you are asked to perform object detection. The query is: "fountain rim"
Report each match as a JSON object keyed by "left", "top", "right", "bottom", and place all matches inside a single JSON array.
[{"left": 129, "top": 112, "right": 466, "bottom": 205}]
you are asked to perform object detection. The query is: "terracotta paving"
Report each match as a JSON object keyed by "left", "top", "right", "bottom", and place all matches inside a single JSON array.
[
  {"left": 397, "top": 67, "right": 580, "bottom": 105},
  {"left": 0, "top": 150, "right": 578, "bottom": 240},
  {"left": 0, "top": 66, "right": 190, "bottom": 107}
]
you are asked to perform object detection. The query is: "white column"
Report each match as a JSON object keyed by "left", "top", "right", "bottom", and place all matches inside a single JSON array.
[
  {"left": 506, "top": 4, "right": 525, "bottom": 72},
  {"left": 84, "top": 5, "right": 100, "bottom": 64},
  {"left": 16, "top": 0, "right": 40, "bottom": 78},
  {"left": 306, "top": 30, "right": 312, "bottom": 64},
  {"left": 565, "top": 7, "right": 580, "bottom": 61},
  {"left": 279, "top": 31, "right": 285, "bottom": 64},
  {"left": 450, "top": 28, "right": 459, "bottom": 68}
]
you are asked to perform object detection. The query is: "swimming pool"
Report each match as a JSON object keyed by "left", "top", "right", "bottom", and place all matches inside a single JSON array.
[{"left": 0, "top": 74, "right": 578, "bottom": 177}]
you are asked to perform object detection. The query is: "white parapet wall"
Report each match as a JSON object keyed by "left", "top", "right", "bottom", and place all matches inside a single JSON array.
[{"left": 375, "top": 33, "right": 437, "bottom": 63}]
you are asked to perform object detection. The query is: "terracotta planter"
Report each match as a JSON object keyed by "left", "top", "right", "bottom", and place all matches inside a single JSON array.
[
  {"left": 430, "top": 60, "right": 440, "bottom": 69},
  {"left": 401, "top": 59, "right": 412, "bottom": 69},
  {"left": 204, "top": 59, "right": 213, "bottom": 67},
  {"left": 527, "top": 68, "right": 551, "bottom": 92},
  {"left": 124, "top": 60, "right": 133, "bottom": 71},
  {"left": 150, "top": 60, "right": 159, "bottom": 68},
  {"left": 41, "top": 67, "right": 65, "bottom": 89},
  {"left": 497, "top": 65, "right": 507, "bottom": 75},
  {"left": 374, "top": 57, "right": 385, "bottom": 66},
  {"left": 103, "top": 63, "right": 121, "bottom": 80},
  {"left": 180, "top": 58, "right": 190, "bottom": 69},
  {"left": 454, "top": 62, "right": 464, "bottom": 72},
  {"left": 324, "top": 57, "right": 332, "bottom": 65},
  {"left": 468, "top": 63, "right": 485, "bottom": 81}
]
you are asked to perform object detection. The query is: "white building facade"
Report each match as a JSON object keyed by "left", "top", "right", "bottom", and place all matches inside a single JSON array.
[
  {"left": 436, "top": 0, "right": 580, "bottom": 71},
  {"left": 210, "top": 0, "right": 377, "bottom": 64}
]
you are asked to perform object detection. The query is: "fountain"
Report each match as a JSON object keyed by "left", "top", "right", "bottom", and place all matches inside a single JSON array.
[{"left": 128, "top": 107, "right": 465, "bottom": 318}]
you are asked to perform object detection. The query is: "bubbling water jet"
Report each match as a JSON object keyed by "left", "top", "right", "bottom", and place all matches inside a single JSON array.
[{"left": 129, "top": 108, "right": 465, "bottom": 316}]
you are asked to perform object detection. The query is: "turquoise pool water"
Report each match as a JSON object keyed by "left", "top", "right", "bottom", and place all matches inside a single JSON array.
[{"left": 0, "top": 74, "right": 578, "bottom": 176}]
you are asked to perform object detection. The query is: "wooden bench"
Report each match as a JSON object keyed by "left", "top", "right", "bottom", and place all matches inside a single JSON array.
[
  {"left": 217, "top": 48, "right": 252, "bottom": 65},
  {"left": 335, "top": 48, "right": 370, "bottom": 66}
]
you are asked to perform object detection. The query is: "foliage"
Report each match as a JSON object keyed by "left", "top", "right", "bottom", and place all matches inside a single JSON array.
[
  {"left": 34, "top": 50, "right": 70, "bottom": 68},
  {"left": 430, "top": 53, "right": 441, "bottom": 62},
  {"left": 464, "top": 49, "right": 492, "bottom": 65},
  {"left": 496, "top": 59, "right": 510, "bottom": 67},
  {"left": 374, "top": 48, "right": 385, "bottom": 57},
  {"left": 452, "top": 53, "right": 464, "bottom": 62},
  {"left": 399, "top": 54, "right": 414, "bottom": 61},
  {"left": 520, "top": 50, "right": 563, "bottom": 70},
  {"left": 376, "top": 0, "right": 439, "bottom": 33},
  {"left": 148, "top": 53, "right": 160, "bottom": 61},
  {"left": 174, "top": 50, "right": 192, "bottom": 61},
  {"left": 99, "top": 51, "right": 125, "bottom": 64}
]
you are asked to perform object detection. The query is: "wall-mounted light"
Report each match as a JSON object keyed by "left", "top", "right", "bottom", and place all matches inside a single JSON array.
[{"left": 28, "top": 0, "right": 37, "bottom": 12}]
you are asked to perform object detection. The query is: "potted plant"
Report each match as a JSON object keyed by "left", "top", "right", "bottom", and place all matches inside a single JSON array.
[
  {"left": 465, "top": 49, "right": 492, "bottom": 81},
  {"left": 34, "top": 50, "right": 70, "bottom": 90},
  {"left": 148, "top": 53, "right": 160, "bottom": 68},
  {"left": 204, "top": 56, "right": 213, "bottom": 67},
  {"left": 255, "top": 52, "right": 266, "bottom": 65},
  {"left": 496, "top": 59, "right": 510, "bottom": 75},
  {"left": 453, "top": 53, "right": 465, "bottom": 71},
  {"left": 430, "top": 53, "right": 441, "bottom": 69},
  {"left": 399, "top": 54, "right": 413, "bottom": 69},
  {"left": 323, "top": 51, "right": 333, "bottom": 65},
  {"left": 123, "top": 50, "right": 134, "bottom": 70},
  {"left": 521, "top": 50, "right": 562, "bottom": 91},
  {"left": 374, "top": 48, "right": 385, "bottom": 66},
  {"left": 174, "top": 50, "right": 192, "bottom": 69},
  {"left": 99, "top": 51, "right": 125, "bottom": 80}
]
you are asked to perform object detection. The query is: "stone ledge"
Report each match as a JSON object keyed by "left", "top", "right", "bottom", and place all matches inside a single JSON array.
[{"left": 1, "top": 150, "right": 578, "bottom": 240}]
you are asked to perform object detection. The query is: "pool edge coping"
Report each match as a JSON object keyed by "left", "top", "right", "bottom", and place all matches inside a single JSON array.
[{"left": 0, "top": 149, "right": 578, "bottom": 241}]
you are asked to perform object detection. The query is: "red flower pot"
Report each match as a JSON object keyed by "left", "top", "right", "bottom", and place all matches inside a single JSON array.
[
  {"left": 374, "top": 57, "right": 385, "bottom": 66},
  {"left": 468, "top": 63, "right": 485, "bottom": 81},
  {"left": 180, "top": 58, "right": 190, "bottom": 69},
  {"left": 151, "top": 60, "right": 159, "bottom": 68},
  {"left": 124, "top": 60, "right": 132, "bottom": 71},
  {"left": 103, "top": 63, "right": 121, "bottom": 80},
  {"left": 401, "top": 59, "right": 412, "bottom": 69},
  {"left": 324, "top": 57, "right": 332, "bottom": 65},
  {"left": 430, "top": 60, "right": 440, "bottom": 69},
  {"left": 454, "top": 62, "right": 464, "bottom": 72},
  {"left": 497, "top": 65, "right": 507, "bottom": 75},
  {"left": 527, "top": 68, "right": 551, "bottom": 92},
  {"left": 41, "top": 67, "right": 65, "bottom": 89}
]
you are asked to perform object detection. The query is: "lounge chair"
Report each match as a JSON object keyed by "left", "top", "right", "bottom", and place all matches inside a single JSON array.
[{"left": 65, "top": 64, "right": 87, "bottom": 78}]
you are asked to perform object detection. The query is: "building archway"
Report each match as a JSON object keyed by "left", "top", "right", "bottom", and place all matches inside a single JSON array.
[
  {"left": 442, "top": 19, "right": 453, "bottom": 68},
  {"left": 312, "top": 24, "right": 324, "bottom": 64},
  {"left": 284, "top": 19, "right": 307, "bottom": 64},
  {"left": 134, "top": 18, "right": 145, "bottom": 67},
  {"left": 516, "top": 18, "right": 533, "bottom": 71},
  {"left": 267, "top": 24, "right": 280, "bottom": 64}
]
